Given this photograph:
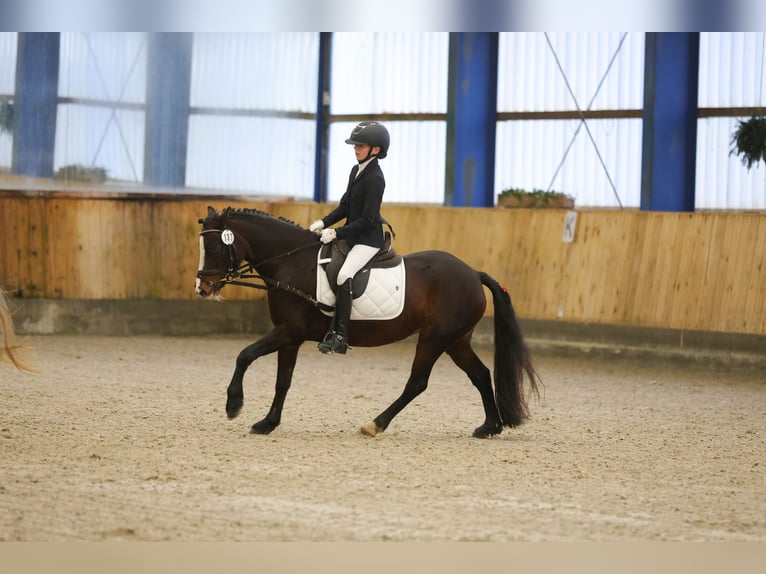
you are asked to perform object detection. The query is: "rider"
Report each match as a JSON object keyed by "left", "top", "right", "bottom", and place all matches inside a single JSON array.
[{"left": 309, "top": 121, "right": 390, "bottom": 354}]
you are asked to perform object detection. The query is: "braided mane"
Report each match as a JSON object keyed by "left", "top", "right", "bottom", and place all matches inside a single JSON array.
[{"left": 224, "top": 206, "right": 303, "bottom": 229}]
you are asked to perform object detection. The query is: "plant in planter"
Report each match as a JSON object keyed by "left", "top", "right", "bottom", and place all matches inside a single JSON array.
[
  {"left": 730, "top": 115, "right": 766, "bottom": 170},
  {"left": 54, "top": 164, "right": 108, "bottom": 183},
  {"left": 497, "top": 187, "right": 575, "bottom": 209}
]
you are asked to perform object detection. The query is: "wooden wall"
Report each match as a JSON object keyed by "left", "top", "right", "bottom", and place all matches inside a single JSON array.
[{"left": 1, "top": 192, "right": 764, "bottom": 335}]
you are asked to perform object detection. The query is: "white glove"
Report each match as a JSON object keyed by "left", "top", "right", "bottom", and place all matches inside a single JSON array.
[
  {"left": 320, "top": 228, "right": 337, "bottom": 244},
  {"left": 309, "top": 219, "right": 325, "bottom": 234}
]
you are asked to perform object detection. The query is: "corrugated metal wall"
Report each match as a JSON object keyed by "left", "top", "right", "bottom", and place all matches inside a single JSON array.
[
  {"left": 190, "top": 33, "right": 318, "bottom": 112},
  {"left": 187, "top": 33, "right": 318, "bottom": 196},
  {"left": 696, "top": 33, "right": 766, "bottom": 210},
  {"left": 498, "top": 33, "right": 645, "bottom": 111},
  {"left": 0, "top": 32, "right": 18, "bottom": 168},
  {"left": 0, "top": 33, "right": 14, "bottom": 92},
  {"left": 330, "top": 33, "right": 448, "bottom": 114},
  {"left": 327, "top": 33, "right": 449, "bottom": 204},
  {"left": 1, "top": 32, "right": 765, "bottom": 210},
  {"left": 495, "top": 32, "right": 645, "bottom": 208},
  {"left": 56, "top": 32, "right": 147, "bottom": 182}
]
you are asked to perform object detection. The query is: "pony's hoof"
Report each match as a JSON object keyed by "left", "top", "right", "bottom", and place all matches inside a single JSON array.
[
  {"left": 226, "top": 399, "right": 243, "bottom": 420},
  {"left": 250, "top": 419, "right": 276, "bottom": 435},
  {"left": 472, "top": 423, "right": 502, "bottom": 438},
  {"left": 360, "top": 421, "right": 382, "bottom": 437}
]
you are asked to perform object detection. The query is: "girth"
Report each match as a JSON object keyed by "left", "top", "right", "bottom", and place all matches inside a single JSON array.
[{"left": 319, "top": 232, "right": 402, "bottom": 299}]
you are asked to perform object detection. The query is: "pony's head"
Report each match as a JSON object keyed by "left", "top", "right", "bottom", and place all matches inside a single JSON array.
[{"left": 195, "top": 206, "right": 242, "bottom": 299}]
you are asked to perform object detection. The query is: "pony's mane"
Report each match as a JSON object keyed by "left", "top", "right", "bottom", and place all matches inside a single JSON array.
[{"left": 224, "top": 207, "right": 304, "bottom": 230}]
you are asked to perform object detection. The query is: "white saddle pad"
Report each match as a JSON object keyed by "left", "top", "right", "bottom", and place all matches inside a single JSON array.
[{"left": 316, "top": 250, "right": 406, "bottom": 320}]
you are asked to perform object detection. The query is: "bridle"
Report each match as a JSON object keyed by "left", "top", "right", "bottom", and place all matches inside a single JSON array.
[
  {"left": 196, "top": 227, "right": 332, "bottom": 311},
  {"left": 196, "top": 229, "right": 241, "bottom": 285}
]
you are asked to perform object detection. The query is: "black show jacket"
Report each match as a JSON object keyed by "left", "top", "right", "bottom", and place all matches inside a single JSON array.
[{"left": 321, "top": 158, "right": 386, "bottom": 249}]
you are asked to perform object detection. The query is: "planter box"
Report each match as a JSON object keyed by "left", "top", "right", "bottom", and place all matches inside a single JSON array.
[{"left": 497, "top": 194, "right": 575, "bottom": 209}]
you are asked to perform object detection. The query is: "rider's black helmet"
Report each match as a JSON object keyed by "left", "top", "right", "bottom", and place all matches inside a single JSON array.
[{"left": 345, "top": 121, "right": 390, "bottom": 159}]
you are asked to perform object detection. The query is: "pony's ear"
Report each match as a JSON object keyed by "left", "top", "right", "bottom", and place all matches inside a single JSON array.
[{"left": 199, "top": 205, "right": 218, "bottom": 224}]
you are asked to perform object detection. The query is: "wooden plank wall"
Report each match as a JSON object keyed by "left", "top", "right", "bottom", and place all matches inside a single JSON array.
[{"left": 1, "top": 194, "right": 764, "bottom": 335}]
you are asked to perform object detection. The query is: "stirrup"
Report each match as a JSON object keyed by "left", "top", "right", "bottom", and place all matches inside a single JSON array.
[
  {"left": 317, "top": 331, "right": 334, "bottom": 353},
  {"left": 318, "top": 331, "right": 348, "bottom": 355}
]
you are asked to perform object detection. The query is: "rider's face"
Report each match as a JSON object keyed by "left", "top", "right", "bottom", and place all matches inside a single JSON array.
[{"left": 353, "top": 144, "right": 380, "bottom": 162}]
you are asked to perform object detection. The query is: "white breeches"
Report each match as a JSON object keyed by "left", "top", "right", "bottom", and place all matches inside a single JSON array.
[{"left": 337, "top": 244, "right": 380, "bottom": 285}]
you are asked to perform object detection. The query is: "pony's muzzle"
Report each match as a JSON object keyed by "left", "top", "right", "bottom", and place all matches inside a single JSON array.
[{"left": 195, "top": 274, "right": 220, "bottom": 298}]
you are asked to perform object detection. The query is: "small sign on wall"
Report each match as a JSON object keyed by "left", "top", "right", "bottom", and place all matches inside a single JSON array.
[{"left": 562, "top": 211, "right": 578, "bottom": 243}]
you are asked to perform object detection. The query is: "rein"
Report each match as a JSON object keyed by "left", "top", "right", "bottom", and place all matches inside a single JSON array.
[{"left": 197, "top": 229, "right": 333, "bottom": 312}]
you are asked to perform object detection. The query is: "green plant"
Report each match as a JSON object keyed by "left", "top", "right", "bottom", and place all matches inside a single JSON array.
[
  {"left": 498, "top": 187, "right": 573, "bottom": 207},
  {"left": 730, "top": 115, "right": 766, "bottom": 170},
  {"left": 54, "top": 164, "right": 108, "bottom": 183},
  {"left": 0, "top": 100, "right": 13, "bottom": 135},
  {"left": 498, "top": 187, "right": 527, "bottom": 198}
]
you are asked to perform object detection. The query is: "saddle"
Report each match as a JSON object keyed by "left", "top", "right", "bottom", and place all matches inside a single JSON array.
[{"left": 319, "top": 232, "right": 402, "bottom": 299}]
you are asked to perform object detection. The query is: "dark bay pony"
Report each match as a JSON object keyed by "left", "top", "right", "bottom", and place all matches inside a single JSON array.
[{"left": 196, "top": 206, "right": 539, "bottom": 438}]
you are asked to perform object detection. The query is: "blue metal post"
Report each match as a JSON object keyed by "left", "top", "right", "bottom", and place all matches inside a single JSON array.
[
  {"left": 641, "top": 33, "right": 699, "bottom": 212},
  {"left": 12, "top": 33, "right": 60, "bottom": 178},
  {"left": 446, "top": 33, "right": 498, "bottom": 207},
  {"left": 144, "top": 33, "right": 193, "bottom": 188},
  {"left": 314, "top": 32, "right": 332, "bottom": 203}
]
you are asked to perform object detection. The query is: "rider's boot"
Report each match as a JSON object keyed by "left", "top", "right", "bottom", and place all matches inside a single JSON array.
[{"left": 318, "top": 278, "right": 352, "bottom": 354}]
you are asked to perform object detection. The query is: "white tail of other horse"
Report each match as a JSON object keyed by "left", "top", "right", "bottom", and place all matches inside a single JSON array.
[{"left": 0, "top": 290, "right": 36, "bottom": 372}]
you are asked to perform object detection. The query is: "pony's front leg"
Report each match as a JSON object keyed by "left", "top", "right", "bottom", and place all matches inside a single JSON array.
[
  {"left": 225, "top": 326, "right": 295, "bottom": 420},
  {"left": 250, "top": 344, "right": 299, "bottom": 435}
]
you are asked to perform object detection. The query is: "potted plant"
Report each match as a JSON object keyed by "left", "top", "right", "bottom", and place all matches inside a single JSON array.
[
  {"left": 730, "top": 114, "right": 766, "bottom": 170},
  {"left": 497, "top": 187, "right": 575, "bottom": 209}
]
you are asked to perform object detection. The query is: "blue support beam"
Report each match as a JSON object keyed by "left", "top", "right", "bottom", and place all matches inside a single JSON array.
[
  {"left": 314, "top": 32, "right": 332, "bottom": 203},
  {"left": 12, "top": 33, "right": 60, "bottom": 178},
  {"left": 144, "top": 33, "right": 193, "bottom": 188},
  {"left": 446, "top": 33, "right": 498, "bottom": 207},
  {"left": 641, "top": 33, "right": 699, "bottom": 212}
]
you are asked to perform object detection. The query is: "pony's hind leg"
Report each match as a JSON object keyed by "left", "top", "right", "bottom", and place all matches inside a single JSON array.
[
  {"left": 361, "top": 337, "right": 443, "bottom": 437},
  {"left": 447, "top": 338, "right": 503, "bottom": 438}
]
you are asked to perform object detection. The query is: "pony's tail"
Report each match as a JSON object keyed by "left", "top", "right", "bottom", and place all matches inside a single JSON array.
[
  {"left": 479, "top": 272, "right": 540, "bottom": 427},
  {"left": 0, "top": 290, "right": 36, "bottom": 373}
]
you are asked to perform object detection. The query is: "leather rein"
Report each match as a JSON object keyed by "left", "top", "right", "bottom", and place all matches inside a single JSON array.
[{"left": 196, "top": 228, "right": 333, "bottom": 312}]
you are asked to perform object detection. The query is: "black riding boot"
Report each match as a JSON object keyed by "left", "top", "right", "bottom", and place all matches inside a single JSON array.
[{"left": 318, "top": 278, "right": 352, "bottom": 354}]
